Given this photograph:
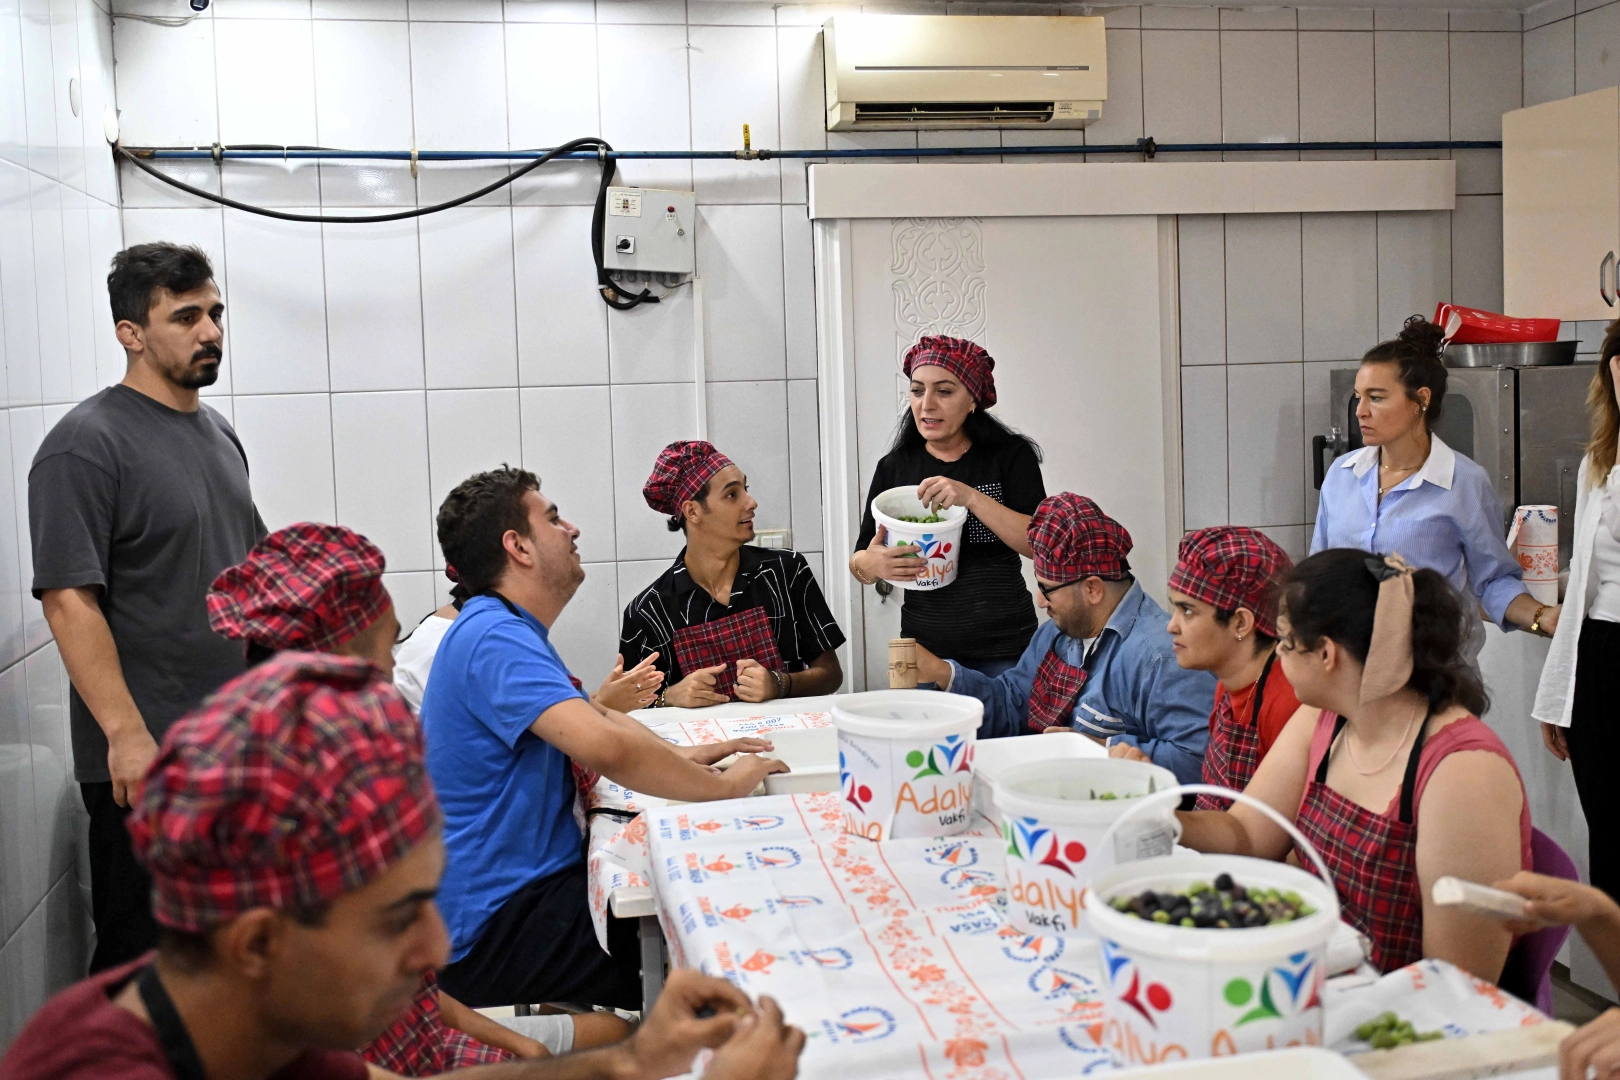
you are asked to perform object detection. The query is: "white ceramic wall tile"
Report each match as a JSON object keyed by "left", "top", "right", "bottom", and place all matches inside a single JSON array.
[
  {"left": 324, "top": 218, "right": 425, "bottom": 392},
  {"left": 1376, "top": 210, "right": 1451, "bottom": 340},
  {"left": 0, "top": 0, "right": 26, "bottom": 172},
  {"left": 614, "top": 558, "right": 667, "bottom": 612},
  {"left": 110, "top": 17, "right": 217, "bottom": 145},
  {"left": 1298, "top": 8, "right": 1372, "bottom": 31},
  {"left": 87, "top": 201, "right": 124, "bottom": 389},
  {"left": 424, "top": 386, "right": 522, "bottom": 518},
  {"left": 782, "top": 206, "right": 816, "bottom": 380},
  {"left": 506, "top": 23, "right": 600, "bottom": 153},
  {"left": 1227, "top": 362, "right": 1304, "bottom": 527},
  {"left": 1085, "top": 28, "right": 1144, "bottom": 147},
  {"left": 50, "top": 0, "right": 86, "bottom": 191},
  {"left": 1375, "top": 9, "right": 1447, "bottom": 30},
  {"left": 314, "top": 0, "right": 406, "bottom": 15},
  {"left": 1453, "top": 149, "right": 1502, "bottom": 196},
  {"left": 382, "top": 570, "right": 437, "bottom": 628},
  {"left": 1301, "top": 212, "right": 1376, "bottom": 362},
  {"left": 1177, "top": 214, "right": 1225, "bottom": 366},
  {"left": 597, "top": 24, "right": 693, "bottom": 192},
  {"left": 1450, "top": 10, "right": 1522, "bottom": 32},
  {"left": 116, "top": 159, "right": 223, "bottom": 210},
  {"left": 689, "top": 25, "right": 781, "bottom": 203},
  {"left": 610, "top": 381, "right": 697, "bottom": 562},
  {"left": 0, "top": 164, "right": 40, "bottom": 407},
  {"left": 231, "top": 393, "right": 337, "bottom": 528},
  {"left": 0, "top": 412, "right": 22, "bottom": 671},
  {"left": 331, "top": 390, "right": 435, "bottom": 571},
  {"left": 409, "top": 0, "right": 503, "bottom": 18},
  {"left": 217, "top": 161, "right": 323, "bottom": 211},
  {"left": 1576, "top": 1, "right": 1620, "bottom": 93},
  {"left": 707, "top": 379, "right": 789, "bottom": 530},
  {"left": 222, "top": 210, "right": 329, "bottom": 395},
  {"left": 520, "top": 385, "right": 616, "bottom": 563},
  {"left": 418, "top": 207, "right": 519, "bottom": 388},
  {"left": 1141, "top": 5, "right": 1216, "bottom": 29},
  {"left": 1452, "top": 194, "right": 1504, "bottom": 313},
  {"left": 1257, "top": 523, "right": 1306, "bottom": 562},
  {"left": 215, "top": 19, "right": 315, "bottom": 145},
  {"left": 696, "top": 203, "right": 786, "bottom": 382},
  {"left": 411, "top": 21, "right": 508, "bottom": 154},
  {"left": 0, "top": 660, "right": 38, "bottom": 942},
  {"left": 1141, "top": 30, "right": 1222, "bottom": 143},
  {"left": 513, "top": 205, "right": 609, "bottom": 387},
  {"left": 1523, "top": 0, "right": 1573, "bottom": 30},
  {"left": 23, "top": 644, "right": 69, "bottom": 883},
  {"left": 1570, "top": 318, "right": 1608, "bottom": 354},
  {"left": 503, "top": 0, "right": 595, "bottom": 21},
  {"left": 1449, "top": 31, "right": 1520, "bottom": 141},
  {"left": 1298, "top": 31, "right": 1373, "bottom": 141},
  {"left": 607, "top": 282, "right": 694, "bottom": 383},
  {"left": 597, "top": 0, "right": 686, "bottom": 22},
  {"left": 1302, "top": 358, "right": 1359, "bottom": 520},
  {"left": 1220, "top": 31, "right": 1298, "bottom": 143},
  {"left": 10, "top": 407, "right": 48, "bottom": 653},
  {"left": 1374, "top": 31, "right": 1450, "bottom": 141},
  {"left": 21, "top": 0, "right": 58, "bottom": 179},
  {"left": 79, "top": 2, "right": 119, "bottom": 207},
  {"left": 786, "top": 377, "right": 822, "bottom": 552},
  {"left": 1524, "top": 17, "right": 1575, "bottom": 106},
  {"left": 1180, "top": 364, "right": 1227, "bottom": 528},
  {"left": 773, "top": 2, "right": 858, "bottom": 26},
  {"left": 1219, "top": 7, "right": 1293, "bottom": 30},
  {"left": 30, "top": 179, "right": 72, "bottom": 405},
  {"left": 688, "top": 0, "right": 772, "bottom": 25},
  {"left": 59, "top": 195, "right": 98, "bottom": 401},
  {"left": 778, "top": 25, "right": 827, "bottom": 204},
  {"left": 550, "top": 561, "right": 619, "bottom": 688},
  {"left": 1224, "top": 213, "right": 1302, "bottom": 365},
  {"left": 313, "top": 20, "right": 413, "bottom": 150},
  {"left": 213, "top": 0, "right": 311, "bottom": 16}
]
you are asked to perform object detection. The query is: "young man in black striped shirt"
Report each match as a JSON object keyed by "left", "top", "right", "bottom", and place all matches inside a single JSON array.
[{"left": 622, "top": 441, "right": 845, "bottom": 708}]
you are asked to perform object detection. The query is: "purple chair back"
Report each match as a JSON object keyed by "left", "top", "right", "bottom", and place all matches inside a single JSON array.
[{"left": 1498, "top": 828, "right": 1579, "bottom": 1015}]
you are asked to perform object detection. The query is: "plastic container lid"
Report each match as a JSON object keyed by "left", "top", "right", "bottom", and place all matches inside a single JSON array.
[
  {"left": 831, "top": 689, "right": 983, "bottom": 740},
  {"left": 995, "top": 758, "right": 1179, "bottom": 826}
]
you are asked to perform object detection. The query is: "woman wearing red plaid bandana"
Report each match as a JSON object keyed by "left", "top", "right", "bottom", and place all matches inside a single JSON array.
[
  {"left": 850, "top": 336, "right": 1047, "bottom": 676},
  {"left": 1177, "top": 548, "right": 1533, "bottom": 985},
  {"left": 1165, "top": 526, "right": 1302, "bottom": 811}
]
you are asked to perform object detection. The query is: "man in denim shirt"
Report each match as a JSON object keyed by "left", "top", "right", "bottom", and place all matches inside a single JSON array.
[{"left": 915, "top": 493, "right": 1215, "bottom": 783}]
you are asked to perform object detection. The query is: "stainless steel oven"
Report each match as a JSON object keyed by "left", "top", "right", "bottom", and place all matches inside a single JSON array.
[{"left": 1314, "top": 357, "right": 1596, "bottom": 565}]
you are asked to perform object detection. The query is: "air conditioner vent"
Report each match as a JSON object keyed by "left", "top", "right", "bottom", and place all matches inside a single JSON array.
[{"left": 854, "top": 101, "right": 1057, "bottom": 125}]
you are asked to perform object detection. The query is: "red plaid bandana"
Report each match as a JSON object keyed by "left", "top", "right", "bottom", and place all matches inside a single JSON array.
[
  {"left": 1169, "top": 526, "right": 1293, "bottom": 638},
  {"left": 902, "top": 335, "right": 997, "bottom": 408},
  {"left": 128, "top": 653, "right": 441, "bottom": 932},
  {"left": 208, "top": 523, "right": 389, "bottom": 653},
  {"left": 1027, "top": 493, "right": 1132, "bottom": 582},
  {"left": 643, "top": 441, "right": 736, "bottom": 516}
]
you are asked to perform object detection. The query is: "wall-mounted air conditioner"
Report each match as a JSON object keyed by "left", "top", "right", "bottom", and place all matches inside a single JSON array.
[{"left": 823, "top": 14, "right": 1107, "bottom": 132}]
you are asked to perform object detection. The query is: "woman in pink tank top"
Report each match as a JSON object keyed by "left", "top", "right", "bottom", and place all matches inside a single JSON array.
[{"left": 1177, "top": 548, "right": 1531, "bottom": 983}]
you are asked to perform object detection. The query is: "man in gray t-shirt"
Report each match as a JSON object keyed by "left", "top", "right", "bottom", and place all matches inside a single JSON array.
[{"left": 29, "top": 243, "right": 264, "bottom": 972}]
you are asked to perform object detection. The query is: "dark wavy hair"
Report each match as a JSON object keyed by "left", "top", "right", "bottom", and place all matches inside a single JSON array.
[
  {"left": 436, "top": 465, "right": 541, "bottom": 597},
  {"left": 1279, "top": 548, "right": 1488, "bottom": 716},
  {"left": 108, "top": 242, "right": 215, "bottom": 326},
  {"left": 1361, "top": 315, "right": 1449, "bottom": 431},
  {"left": 888, "top": 406, "right": 1043, "bottom": 460}
]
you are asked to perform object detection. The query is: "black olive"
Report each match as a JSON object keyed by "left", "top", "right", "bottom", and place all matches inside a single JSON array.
[{"left": 1214, "top": 873, "right": 1234, "bottom": 892}]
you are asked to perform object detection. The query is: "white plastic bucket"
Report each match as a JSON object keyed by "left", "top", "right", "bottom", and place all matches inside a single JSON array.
[
  {"left": 995, "top": 758, "right": 1181, "bottom": 937},
  {"left": 871, "top": 486, "right": 969, "bottom": 591},
  {"left": 832, "top": 690, "right": 982, "bottom": 841},
  {"left": 1083, "top": 785, "right": 1342, "bottom": 1068}
]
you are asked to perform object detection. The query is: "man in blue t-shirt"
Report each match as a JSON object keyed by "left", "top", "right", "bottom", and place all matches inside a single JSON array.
[{"left": 423, "top": 465, "right": 787, "bottom": 1009}]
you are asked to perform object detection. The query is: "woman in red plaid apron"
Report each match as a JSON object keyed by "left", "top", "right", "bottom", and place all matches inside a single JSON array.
[
  {"left": 1165, "top": 527, "right": 1301, "bottom": 812},
  {"left": 1178, "top": 548, "right": 1531, "bottom": 982}
]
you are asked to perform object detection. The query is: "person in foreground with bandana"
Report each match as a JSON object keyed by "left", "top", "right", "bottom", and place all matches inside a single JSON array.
[
  {"left": 422, "top": 466, "right": 788, "bottom": 1012},
  {"left": 912, "top": 493, "right": 1215, "bottom": 784},
  {"left": 1176, "top": 548, "right": 1533, "bottom": 986},
  {"left": 1165, "top": 526, "right": 1302, "bottom": 809},
  {"left": 205, "top": 522, "right": 632, "bottom": 1072},
  {"left": 0, "top": 653, "right": 806, "bottom": 1080},
  {"left": 849, "top": 336, "right": 1047, "bottom": 676},
  {"left": 620, "top": 440, "right": 845, "bottom": 707}
]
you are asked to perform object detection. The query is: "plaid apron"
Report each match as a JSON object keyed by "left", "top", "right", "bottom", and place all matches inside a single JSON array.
[
  {"left": 1025, "top": 646, "right": 1088, "bottom": 732},
  {"left": 1294, "top": 711, "right": 1431, "bottom": 973},
  {"left": 1195, "top": 653, "right": 1275, "bottom": 811},
  {"left": 670, "top": 605, "right": 783, "bottom": 699},
  {"left": 362, "top": 970, "right": 513, "bottom": 1076}
]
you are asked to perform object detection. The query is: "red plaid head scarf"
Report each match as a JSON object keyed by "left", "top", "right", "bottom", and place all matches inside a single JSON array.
[
  {"left": 208, "top": 523, "right": 389, "bottom": 653},
  {"left": 902, "top": 336, "right": 997, "bottom": 408},
  {"left": 128, "top": 653, "right": 440, "bottom": 932},
  {"left": 643, "top": 440, "right": 736, "bottom": 516},
  {"left": 1027, "top": 493, "right": 1133, "bottom": 582},
  {"left": 1169, "top": 526, "right": 1293, "bottom": 638}
]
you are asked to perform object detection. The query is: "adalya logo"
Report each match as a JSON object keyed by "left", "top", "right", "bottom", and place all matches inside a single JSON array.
[
  {"left": 790, "top": 946, "right": 855, "bottom": 970},
  {"left": 1222, "top": 951, "right": 1322, "bottom": 1028},
  {"left": 923, "top": 840, "right": 979, "bottom": 868},
  {"left": 905, "top": 735, "right": 973, "bottom": 779},
  {"left": 1102, "top": 941, "right": 1174, "bottom": 1029},
  {"left": 744, "top": 846, "right": 802, "bottom": 871},
  {"left": 1029, "top": 965, "right": 1097, "bottom": 1003},
  {"left": 910, "top": 533, "right": 956, "bottom": 584},
  {"left": 822, "top": 1006, "right": 897, "bottom": 1044},
  {"left": 735, "top": 814, "right": 785, "bottom": 832},
  {"left": 840, "top": 750, "right": 874, "bottom": 816},
  {"left": 1005, "top": 817, "right": 1089, "bottom": 876},
  {"left": 1005, "top": 816, "right": 1090, "bottom": 930},
  {"left": 998, "top": 928, "right": 1065, "bottom": 964}
]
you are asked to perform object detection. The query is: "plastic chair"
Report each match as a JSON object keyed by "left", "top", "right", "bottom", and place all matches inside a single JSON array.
[{"left": 1497, "top": 828, "right": 1580, "bottom": 1015}]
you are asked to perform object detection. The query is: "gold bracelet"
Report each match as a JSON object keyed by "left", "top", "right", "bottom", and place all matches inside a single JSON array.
[{"left": 1529, "top": 604, "right": 1550, "bottom": 636}]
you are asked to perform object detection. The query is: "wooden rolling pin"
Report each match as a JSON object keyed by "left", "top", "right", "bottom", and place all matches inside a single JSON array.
[
  {"left": 1350, "top": 1020, "right": 1574, "bottom": 1080},
  {"left": 889, "top": 637, "right": 920, "bottom": 688}
]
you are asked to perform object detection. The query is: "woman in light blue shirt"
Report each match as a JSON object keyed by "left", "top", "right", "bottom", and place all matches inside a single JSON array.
[{"left": 1312, "top": 317, "right": 1561, "bottom": 649}]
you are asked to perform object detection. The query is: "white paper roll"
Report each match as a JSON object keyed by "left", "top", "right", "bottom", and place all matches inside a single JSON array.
[{"left": 1508, "top": 504, "right": 1559, "bottom": 605}]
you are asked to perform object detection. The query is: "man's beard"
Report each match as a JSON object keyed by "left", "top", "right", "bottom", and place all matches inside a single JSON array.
[{"left": 167, "top": 347, "right": 222, "bottom": 389}]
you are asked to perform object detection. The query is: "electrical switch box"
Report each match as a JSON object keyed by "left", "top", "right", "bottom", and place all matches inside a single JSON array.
[{"left": 602, "top": 187, "right": 695, "bottom": 276}]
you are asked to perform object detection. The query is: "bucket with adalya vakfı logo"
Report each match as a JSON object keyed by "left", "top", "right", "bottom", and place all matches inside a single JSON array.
[{"left": 832, "top": 690, "right": 981, "bottom": 841}]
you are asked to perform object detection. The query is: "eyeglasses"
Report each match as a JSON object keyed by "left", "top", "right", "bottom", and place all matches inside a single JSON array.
[{"left": 1037, "top": 579, "right": 1080, "bottom": 599}]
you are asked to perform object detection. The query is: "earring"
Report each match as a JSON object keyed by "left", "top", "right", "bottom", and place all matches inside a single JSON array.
[{"left": 1237, "top": 632, "right": 1245, "bottom": 642}]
